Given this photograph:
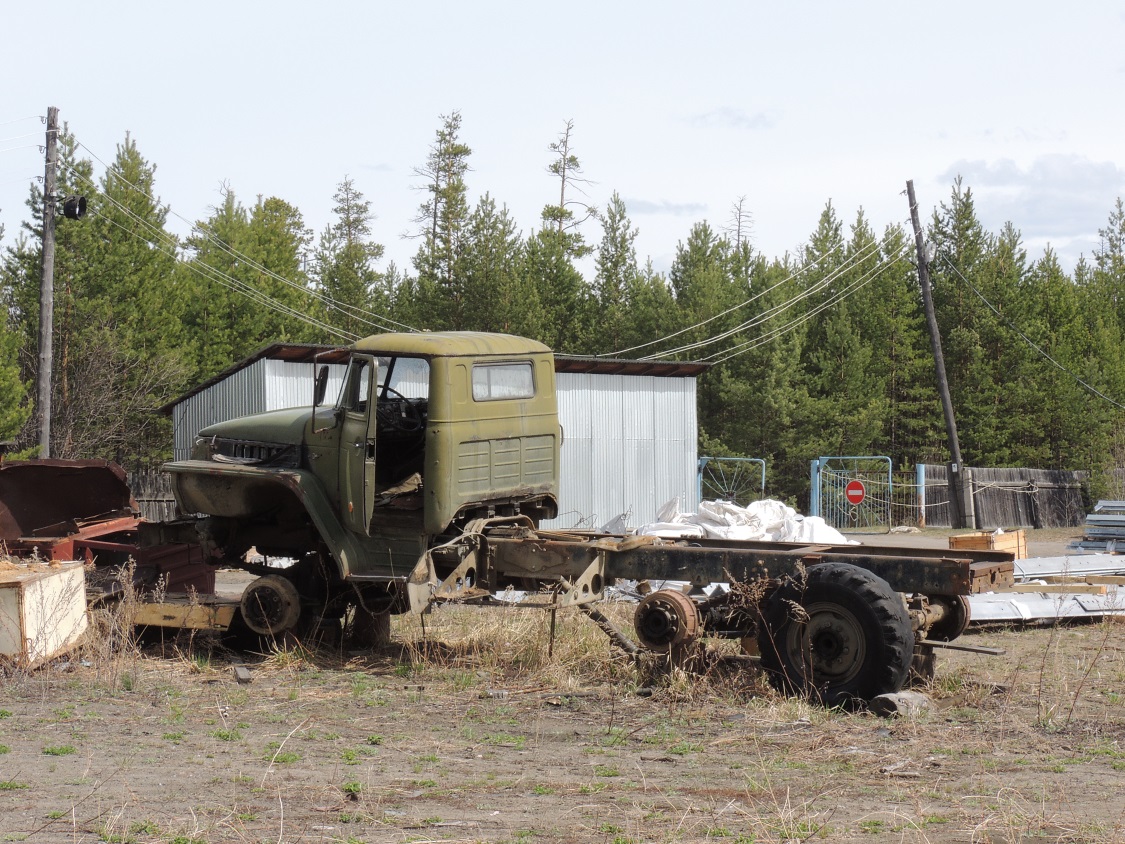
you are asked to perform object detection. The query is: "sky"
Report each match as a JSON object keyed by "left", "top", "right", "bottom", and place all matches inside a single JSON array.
[{"left": 2, "top": 1, "right": 1124, "bottom": 282}]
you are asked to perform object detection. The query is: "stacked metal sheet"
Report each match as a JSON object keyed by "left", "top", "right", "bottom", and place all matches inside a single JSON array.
[{"left": 1067, "top": 500, "right": 1125, "bottom": 553}]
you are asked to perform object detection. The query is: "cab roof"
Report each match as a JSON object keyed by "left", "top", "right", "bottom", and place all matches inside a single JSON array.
[{"left": 352, "top": 331, "right": 552, "bottom": 358}]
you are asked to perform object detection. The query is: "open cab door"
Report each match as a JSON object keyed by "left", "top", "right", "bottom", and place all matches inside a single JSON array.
[{"left": 338, "top": 354, "right": 378, "bottom": 535}]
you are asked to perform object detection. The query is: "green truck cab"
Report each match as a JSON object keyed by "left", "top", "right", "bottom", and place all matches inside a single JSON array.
[{"left": 164, "top": 332, "right": 560, "bottom": 628}]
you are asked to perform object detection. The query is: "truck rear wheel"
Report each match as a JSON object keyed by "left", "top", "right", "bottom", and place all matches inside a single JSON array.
[
  {"left": 240, "top": 575, "right": 302, "bottom": 636},
  {"left": 633, "top": 589, "right": 702, "bottom": 652},
  {"left": 927, "top": 594, "right": 971, "bottom": 641},
  {"left": 757, "top": 562, "right": 913, "bottom": 707}
]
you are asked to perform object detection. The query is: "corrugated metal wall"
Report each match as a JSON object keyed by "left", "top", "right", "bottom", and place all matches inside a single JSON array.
[
  {"left": 172, "top": 361, "right": 268, "bottom": 459},
  {"left": 542, "top": 372, "right": 698, "bottom": 530},
  {"left": 264, "top": 359, "right": 345, "bottom": 411},
  {"left": 171, "top": 361, "right": 345, "bottom": 459}
]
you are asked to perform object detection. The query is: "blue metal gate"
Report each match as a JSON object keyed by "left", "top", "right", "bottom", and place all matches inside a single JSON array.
[{"left": 810, "top": 456, "right": 893, "bottom": 532}]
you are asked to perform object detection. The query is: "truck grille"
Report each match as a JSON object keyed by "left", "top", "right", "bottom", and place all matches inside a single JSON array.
[{"left": 210, "top": 438, "right": 297, "bottom": 467}]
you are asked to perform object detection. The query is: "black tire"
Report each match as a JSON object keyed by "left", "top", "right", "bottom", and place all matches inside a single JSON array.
[{"left": 757, "top": 562, "right": 913, "bottom": 707}]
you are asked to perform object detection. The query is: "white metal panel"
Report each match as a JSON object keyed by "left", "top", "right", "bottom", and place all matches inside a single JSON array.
[
  {"left": 544, "top": 371, "right": 698, "bottom": 530},
  {"left": 264, "top": 359, "right": 346, "bottom": 411},
  {"left": 172, "top": 360, "right": 267, "bottom": 460},
  {"left": 0, "top": 563, "right": 88, "bottom": 666}
]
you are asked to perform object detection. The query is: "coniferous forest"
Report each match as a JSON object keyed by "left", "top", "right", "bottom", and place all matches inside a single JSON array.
[{"left": 3, "top": 114, "right": 1125, "bottom": 506}]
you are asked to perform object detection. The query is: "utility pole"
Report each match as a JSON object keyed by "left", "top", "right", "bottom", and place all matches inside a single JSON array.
[
  {"left": 36, "top": 106, "right": 59, "bottom": 460},
  {"left": 906, "top": 180, "right": 974, "bottom": 529}
]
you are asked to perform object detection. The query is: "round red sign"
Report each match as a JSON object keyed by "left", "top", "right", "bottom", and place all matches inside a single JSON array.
[{"left": 845, "top": 480, "right": 866, "bottom": 505}]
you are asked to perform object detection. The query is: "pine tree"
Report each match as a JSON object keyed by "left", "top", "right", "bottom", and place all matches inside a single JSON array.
[
  {"left": 667, "top": 221, "right": 738, "bottom": 353},
  {"left": 182, "top": 187, "right": 254, "bottom": 377},
  {"left": 541, "top": 120, "right": 596, "bottom": 259},
  {"left": 928, "top": 179, "right": 1006, "bottom": 466},
  {"left": 411, "top": 112, "right": 472, "bottom": 328},
  {"left": 521, "top": 229, "right": 591, "bottom": 351},
  {"left": 795, "top": 209, "right": 887, "bottom": 459},
  {"left": 77, "top": 134, "right": 188, "bottom": 464},
  {"left": 247, "top": 196, "right": 315, "bottom": 341},
  {"left": 520, "top": 122, "right": 599, "bottom": 352},
  {"left": 0, "top": 130, "right": 186, "bottom": 463},
  {"left": 0, "top": 319, "right": 28, "bottom": 443},
  {"left": 458, "top": 194, "right": 532, "bottom": 335},
  {"left": 312, "top": 177, "right": 385, "bottom": 340},
  {"left": 592, "top": 193, "right": 640, "bottom": 354},
  {"left": 854, "top": 223, "right": 943, "bottom": 463},
  {"left": 615, "top": 260, "right": 676, "bottom": 356},
  {"left": 704, "top": 253, "right": 807, "bottom": 497}
]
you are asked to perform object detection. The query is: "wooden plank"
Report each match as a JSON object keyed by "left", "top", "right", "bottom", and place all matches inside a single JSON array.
[
  {"left": 949, "top": 530, "right": 1026, "bottom": 559},
  {"left": 996, "top": 583, "right": 1108, "bottom": 595},
  {"left": 133, "top": 601, "right": 238, "bottom": 630},
  {"left": 1037, "top": 574, "right": 1125, "bottom": 586},
  {"left": 1086, "top": 575, "right": 1125, "bottom": 586}
]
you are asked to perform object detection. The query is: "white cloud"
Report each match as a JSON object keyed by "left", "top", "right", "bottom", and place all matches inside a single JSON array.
[
  {"left": 624, "top": 198, "right": 708, "bottom": 217},
  {"left": 940, "top": 155, "right": 1125, "bottom": 266}
]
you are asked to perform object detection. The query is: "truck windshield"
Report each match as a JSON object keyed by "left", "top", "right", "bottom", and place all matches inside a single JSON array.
[{"left": 376, "top": 356, "right": 429, "bottom": 399}]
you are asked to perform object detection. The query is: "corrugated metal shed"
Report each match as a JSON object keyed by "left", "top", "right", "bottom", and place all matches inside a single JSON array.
[
  {"left": 164, "top": 343, "right": 705, "bottom": 531},
  {"left": 169, "top": 356, "right": 346, "bottom": 461},
  {"left": 547, "top": 371, "right": 698, "bottom": 530}
]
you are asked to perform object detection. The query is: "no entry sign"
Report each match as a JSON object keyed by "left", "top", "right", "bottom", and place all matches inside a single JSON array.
[{"left": 845, "top": 480, "right": 866, "bottom": 506}]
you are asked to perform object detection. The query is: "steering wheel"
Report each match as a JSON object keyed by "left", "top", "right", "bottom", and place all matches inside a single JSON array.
[{"left": 375, "top": 385, "right": 424, "bottom": 433}]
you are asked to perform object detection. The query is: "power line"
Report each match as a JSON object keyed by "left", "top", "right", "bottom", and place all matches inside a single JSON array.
[
  {"left": 63, "top": 161, "right": 410, "bottom": 337},
  {"left": 939, "top": 254, "right": 1125, "bottom": 412},
  {"left": 0, "top": 131, "right": 44, "bottom": 145},
  {"left": 605, "top": 240, "right": 844, "bottom": 359},
  {"left": 0, "top": 115, "right": 40, "bottom": 128},
  {"left": 63, "top": 169, "right": 360, "bottom": 342},
  {"left": 639, "top": 232, "right": 901, "bottom": 360},
  {"left": 606, "top": 219, "right": 910, "bottom": 359},
  {"left": 74, "top": 141, "right": 418, "bottom": 333},
  {"left": 706, "top": 246, "right": 910, "bottom": 364},
  {"left": 92, "top": 207, "right": 359, "bottom": 343},
  {"left": 71, "top": 141, "right": 419, "bottom": 334}
]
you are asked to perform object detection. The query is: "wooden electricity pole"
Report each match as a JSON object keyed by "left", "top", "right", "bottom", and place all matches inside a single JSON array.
[
  {"left": 36, "top": 106, "right": 59, "bottom": 459},
  {"left": 906, "top": 180, "right": 973, "bottom": 529}
]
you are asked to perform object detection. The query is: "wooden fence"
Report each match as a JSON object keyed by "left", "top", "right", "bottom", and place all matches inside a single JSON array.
[
  {"left": 126, "top": 469, "right": 178, "bottom": 522},
  {"left": 919, "top": 465, "right": 1087, "bottom": 529}
]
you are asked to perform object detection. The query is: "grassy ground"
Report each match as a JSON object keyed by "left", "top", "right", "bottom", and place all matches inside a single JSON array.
[{"left": 1, "top": 601, "right": 1123, "bottom": 843}]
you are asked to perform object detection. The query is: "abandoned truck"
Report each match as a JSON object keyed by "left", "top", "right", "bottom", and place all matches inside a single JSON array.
[{"left": 159, "top": 331, "right": 1014, "bottom": 706}]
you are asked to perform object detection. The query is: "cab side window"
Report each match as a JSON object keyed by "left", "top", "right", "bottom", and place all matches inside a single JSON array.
[
  {"left": 472, "top": 362, "right": 534, "bottom": 401},
  {"left": 341, "top": 359, "right": 371, "bottom": 412}
]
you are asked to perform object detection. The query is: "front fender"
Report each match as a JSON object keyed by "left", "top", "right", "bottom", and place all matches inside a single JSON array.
[{"left": 163, "top": 460, "right": 366, "bottom": 579}]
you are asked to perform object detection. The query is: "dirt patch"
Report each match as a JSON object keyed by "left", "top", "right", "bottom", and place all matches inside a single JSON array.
[{"left": 1, "top": 606, "right": 1123, "bottom": 843}]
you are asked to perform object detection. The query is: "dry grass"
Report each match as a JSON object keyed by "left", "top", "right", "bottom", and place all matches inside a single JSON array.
[{"left": 0, "top": 596, "right": 1123, "bottom": 842}]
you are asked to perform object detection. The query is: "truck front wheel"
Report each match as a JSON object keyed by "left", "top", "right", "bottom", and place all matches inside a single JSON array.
[
  {"left": 240, "top": 575, "right": 302, "bottom": 636},
  {"left": 757, "top": 563, "right": 913, "bottom": 707}
]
